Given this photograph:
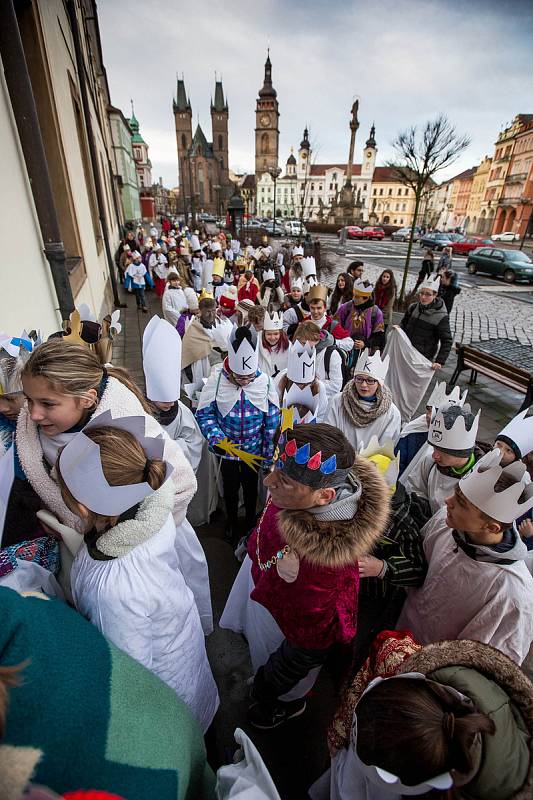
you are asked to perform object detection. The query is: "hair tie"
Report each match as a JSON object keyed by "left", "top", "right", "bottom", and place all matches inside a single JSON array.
[
  {"left": 442, "top": 712, "right": 455, "bottom": 740},
  {"left": 142, "top": 460, "right": 151, "bottom": 483}
]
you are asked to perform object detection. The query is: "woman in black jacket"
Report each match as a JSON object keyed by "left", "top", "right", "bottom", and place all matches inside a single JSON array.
[{"left": 400, "top": 277, "right": 452, "bottom": 370}]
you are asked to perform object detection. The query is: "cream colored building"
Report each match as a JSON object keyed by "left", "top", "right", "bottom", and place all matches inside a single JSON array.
[
  {"left": 369, "top": 168, "right": 420, "bottom": 227},
  {"left": 466, "top": 157, "right": 492, "bottom": 234},
  {"left": 0, "top": 0, "right": 121, "bottom": 335}
]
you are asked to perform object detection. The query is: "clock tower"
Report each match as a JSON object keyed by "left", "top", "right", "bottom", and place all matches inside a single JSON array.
[{"left": 255, "top": 51, "right": 279, "bottom": 181}]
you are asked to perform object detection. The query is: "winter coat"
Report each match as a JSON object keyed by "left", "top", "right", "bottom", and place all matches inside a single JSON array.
[
  {"left": 16, "top": 376, "right": 197, "bottom": 533},
  {"left": 335, "top": 300, "right": 385, "bottom": 352},
  {"left": 71, "top": 480, "right": 219, "bottom": 732},
  {"left": 247, "top": 456, "right": 390, "bottom": 650},
  {"left": 324, "top": 392, "right": 402, "bottom": 451},
  {"left": 315, "top": 331, "right": 344, "bottom": 399},
  {"left": 395, "top": 413, "right": 428, "bottom": 477},
  {"left": 400, "top": 297, "right": 452, "bottom": 365},
  {"left": 162, "top": 284, "right": 188, "bottom": 328},
  {"left": 0, "top": 587, "right": 215, "bottom": 800},
  {"left": 397, "top": 507, "right": 533, "bottom": 664}
]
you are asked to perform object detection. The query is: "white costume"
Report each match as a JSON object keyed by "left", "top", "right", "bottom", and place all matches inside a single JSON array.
[
  {"left": 315, "top": 345, "right": 344, "bottom": 399},
  {"left": 325, "top": 393, "right": 401, "bottom": 451},
  {"left": 71, "top": 482, "right": 219, "bottom": 731},
  {"left": 162, "top": 285, "right": 187, "bottom": 327},
  {"left": 258, "top": 339, "right": 289, "bottom": 378},
  {"left": 397, "top": 507, "right": 533, "bottom": 664},
  {"left": 274, "top": 370, "right": 328, "bottom": 422}
]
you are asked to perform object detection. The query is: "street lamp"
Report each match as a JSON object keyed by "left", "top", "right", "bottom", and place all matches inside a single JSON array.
[
  {"left": 213, "top": 184, "right": 221, "bottom": 222},
  {"left": 269, "top": 167, "right": 282, "bottom": 235}
]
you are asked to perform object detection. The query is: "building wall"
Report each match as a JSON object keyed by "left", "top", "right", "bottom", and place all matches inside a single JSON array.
[
  {"left": 370, "top": 181, "right": 415, "bottom": 226},
  {"left": 110, "top": 111, "right": 141, "bottom": 222},
  {"left": 0, "top": 66, "right": 61, "bottom": 333},
  {"left": 466, "top": 158, "right": 491, "bottom": 234}
]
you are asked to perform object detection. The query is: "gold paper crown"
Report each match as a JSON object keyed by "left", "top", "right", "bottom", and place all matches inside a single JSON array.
[
  {"left": 212, "top": 257, "right": 226, "bottom": 278},
  {"left": 198, "top": 288, "right": 214, "bottom": 302},
  {"left": 306, "top": 284, "right": 329, "bottom": 304}
]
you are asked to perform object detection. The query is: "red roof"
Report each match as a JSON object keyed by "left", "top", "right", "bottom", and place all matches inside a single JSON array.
[
  {"left": 448, "top": 167, "right": 477, "bottom": 183},
  {"left": 309, "top": 163, "right": 362, "bottom": 176}
]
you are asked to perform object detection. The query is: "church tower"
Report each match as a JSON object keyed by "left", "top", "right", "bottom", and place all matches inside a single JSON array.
[
  {"left": 255, "top": 51, "right": 279, "bottom": 181},
  {"left": 362, "top": 123, "right": 377, "bottom": 179},
  {"left": 173, "top": 77, "right": 192, "bottom": 190},
  {"left": 298, "top": 127, "right": 311, "bottom": 179},
  {"left": 211, "top": 79, "right": 229, "bottom": 185}
]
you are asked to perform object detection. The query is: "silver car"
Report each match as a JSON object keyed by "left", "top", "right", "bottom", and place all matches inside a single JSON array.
[{"left": 392, "top": 227, "right": 419, "bottom": 242}]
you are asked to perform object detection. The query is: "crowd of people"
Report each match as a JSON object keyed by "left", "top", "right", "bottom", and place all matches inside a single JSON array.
[{"left": 1, "top": 220, "right": 533, "bottom": 800}]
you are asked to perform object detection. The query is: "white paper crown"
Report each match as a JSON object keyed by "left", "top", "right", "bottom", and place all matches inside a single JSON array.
[
  {"left": 190, "top": 234, "right": 201, "bottom": 251},
  {"left": 354, "top": 348, "right": 390, "bottom": 385},
  {"left": 301, "top": 257, "right": 316, "bottom": 278},
  {"left": 276, "top": 252, "right": 284, "bottom": 266},
  {"left": 460, "top": 448, "right": 533, "bottom": 523},
  {"left": 231, "top": 239, "right": 240, "bottom": 253},
  {"left": 359, "top": 436, "right": 400, "bottom": 488},
  {"left": 283, "top": 384, "right": 319, "bottom": 417},
  {"left": 292, "top": 245, "right": 304, "bottom": 257},
  {"left": 290, "top": 277, "right": 303, "bottom": 291},
  {"left": 420, "top": 273, "right": 441, "bottom": 292},
  {"left": 264, "top": 312, "right": 283, "bottom": 331},
  {"left": 351, "top": 673, "right": 455, "bottom": 796},
  {"left": 427, "top": 381, "right": 467, "bottom": 409},
  {"left": 497, "top": 408, "right": 533, "bottom": 459},
  {"left": 142, "top": 316, "right": 182, "bottom": 403},
  {"left": 58, "top": 410, "right": 174, "bottom": 516},
  {"left": 428, "top": 402, "right": 480, "bottom": 452},
  {"left": 228, "top": 325, "right": 259, "bottom": 375},
  {"left": 262, "top": 268, "right": 275, "bottom": 281},
  {"left": 286, "top": 340, "right": 317, "bottom": 384},
  {"left": 211, "top": 241, "right": 222, "bottom": 252}
]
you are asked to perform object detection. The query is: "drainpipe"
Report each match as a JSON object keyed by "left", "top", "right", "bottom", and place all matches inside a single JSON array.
[
  {"left": 66, "top": 0, "right": 124, "bottom": 308},
  {"left": 0, "top": 0, "right": 74, "bottom": 320}
]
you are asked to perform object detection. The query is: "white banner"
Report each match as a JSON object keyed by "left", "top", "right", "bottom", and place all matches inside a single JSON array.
[{"left": 384, "top": 327, "right": 434, "bottom": 424}]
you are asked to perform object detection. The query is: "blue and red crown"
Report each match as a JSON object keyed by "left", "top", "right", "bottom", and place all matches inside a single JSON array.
[{"left": 277, "top": 435, "right": 338, "bottom": 475}]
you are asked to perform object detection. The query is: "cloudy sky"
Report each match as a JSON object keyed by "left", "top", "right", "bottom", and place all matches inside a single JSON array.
[{"left": 99, "top": 0, "right": 532, "bottom": 189}]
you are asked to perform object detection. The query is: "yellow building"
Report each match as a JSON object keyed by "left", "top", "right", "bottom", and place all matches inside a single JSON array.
[
  {"left": 466, "top": 157, "right": 492, "bottom": 234},
  {"left": 370, "top": 167, "right": 419, "bottom": 227}
]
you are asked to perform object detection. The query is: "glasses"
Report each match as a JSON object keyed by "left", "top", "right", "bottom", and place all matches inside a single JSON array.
[{"left": 355, "top": 376, "right": 378, "bottom": 386}]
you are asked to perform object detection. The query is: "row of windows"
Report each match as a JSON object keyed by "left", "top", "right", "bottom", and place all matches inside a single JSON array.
[
  {"left": 375, "top": 202, "right": 407, "bottom": 211},
  {"left": 373, "top": 187, "right": 410, "bottom": 197}
]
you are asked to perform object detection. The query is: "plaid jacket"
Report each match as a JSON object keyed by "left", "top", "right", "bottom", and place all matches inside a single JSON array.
[{"left": 195, "top": 370, "right": 280, "bottom": 465}]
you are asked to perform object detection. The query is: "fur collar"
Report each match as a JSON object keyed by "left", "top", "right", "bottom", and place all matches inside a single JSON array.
[
  {"left": 401, "top": 640, "right": 533, "bottom": 800},
  {"left": 96, "top": 480, "right": 175, "bottom": 558},
  {"left": 277, "top": 455, "right": 390, "bottom": 568},
  {"left": 16, "top": 376, "right": 196, "bottom": 532}
]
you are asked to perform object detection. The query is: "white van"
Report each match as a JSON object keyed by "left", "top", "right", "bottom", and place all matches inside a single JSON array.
[{"left": 284, "top": 220, "right": 307, "bottom": 236}]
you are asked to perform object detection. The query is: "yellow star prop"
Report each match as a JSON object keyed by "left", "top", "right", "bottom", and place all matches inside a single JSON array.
[
  {"left": 217, "top": 437, "right": 265, "bottom": 471},
  {"left": 281, "top": 407, "right": 295, "bottom": 433}
]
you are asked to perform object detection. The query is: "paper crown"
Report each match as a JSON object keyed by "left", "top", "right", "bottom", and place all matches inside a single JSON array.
[
  {"left": 354, "top": 348, "right": 390, "bottom": 385},
  {"left": 287, "top": 340, "right": 317, "bottom": 384},
  {"left": 276, "top": 252, "right": 284, "bottom": 266},
  {"left": 189, "top": 234, "right": 201, "bottom": 252},
  {"left": 142, "top": 316, "right": 181, "bottom": 403},
  {"left": 427, "top": 381, "right": 468, "bottom": 409},
  {"left": 420, "top": 273, "right": 441, "bottom": 292},
  {"left": 283, "top": 383, "right": 319, "bottom": 416},
  {"left": 277, "top": 434, "right": 338, "bottom": 475},
  {"left": 292, "top": 245, "right": 304, "bottom": 257},
  {"left": 219, "top": 286, "right": 238, "bottom": 311},
  {"left": 359, "top": 436, "right": 400, "bottom": 489},
  {"left": 353, "top": 279, "right": 374, "bottom": 297},
  {"left": 212, "top": 257, "right": 225, "bottom": 278},
  {"left": 235, "top": 256, "right": 249, "bottom": 270},
  {"left": 231, "top": 239, "right": 241, "bottom": 253},
  {"left": 351, "top": 673, "right": 455, "bottom": 796},
  {"left": 497, "top": 408, "right": 533, "bottom": 459},
  {"left": 62, "top": 308, "right": 121, "bottom": 365},
  {"left": 227, "top": 325, "right": 259, "bottom": 375},
  {"left": 301, "top": 257, "right": 316, "bottom": 278},
  {"left": 460, "top": 448, "right": 533, "bottom": 523},
  {"left": 262, "top": 268, "right": 275, "bottom": 281},
  {"left": 211, "top": 241, "right": 222, "bottom": 252},
  {"left": 428, "top": 402, "right": 480, "bottom": 452},
  {"left": 264, "top": 311, "right": 283, "bottom": 331},
  {"left": 0, "top": 331, "right": 35, "bottom": 395},
  {"left": 290, "top": 277, "right": 303, "bottom": 291},
  {"left": 198, "top": 288, "right": 215, "bottom": 303},
  {"left": 307, "top": 284, "right": 328, "bottom": 304},
  {"left": 58, "top": 410, "right": 174, "bottom": 516}
]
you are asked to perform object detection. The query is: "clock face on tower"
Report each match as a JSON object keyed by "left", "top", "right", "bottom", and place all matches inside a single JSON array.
[{"left": 260, "top": 114, "right": 271, "bottom": 127}]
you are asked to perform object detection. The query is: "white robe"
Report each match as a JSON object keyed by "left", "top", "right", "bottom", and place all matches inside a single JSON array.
[
  {"left": 71, "top": 508, "right": 219, "bottom": 731},
  {"left": 162, "top": 285, "right": 187, "bottom": 328},
  {"left": 258, "top": 339, "right": 289, "bottom": 378},
  {"left": 324, "top": 393, "right": 402, "bottom": 450},
  {"left": 402, "top": 448, "right": 465, "bottom": 514},
  {"left": 397, "top": 507, "right": 533, "bottom": 664}
]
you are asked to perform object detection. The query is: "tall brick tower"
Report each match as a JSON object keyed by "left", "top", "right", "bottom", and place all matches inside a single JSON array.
[
  {"left": 211, "top": 79, "right": 229, "bottom": 185},
  {"left": 255, "top": 51, "right": 279, "bottom": 181},
  {"left": 173, "top": 77, "right": 192, "bottom": 191}
]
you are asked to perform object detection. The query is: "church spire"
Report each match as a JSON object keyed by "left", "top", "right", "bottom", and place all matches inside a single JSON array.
[
  {"left": 300, "top": 127, "right": 310, "bottom": 150},
  {"left": 258, "top": 50, "right": 277, "bottom": 98},
  {"left": 366, "top": 123, "right": 376, "bottom": 148}
]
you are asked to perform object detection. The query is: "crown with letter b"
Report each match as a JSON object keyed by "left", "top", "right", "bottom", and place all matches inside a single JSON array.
[
  {"left": 460, "top": 448, "right": 533, "bottom": 523},
  {"left": 428, "top": 402, "right": 480, "bottom": 452},
  {"left": 286, "top": 340, "right": 317, "bottom": 384}
]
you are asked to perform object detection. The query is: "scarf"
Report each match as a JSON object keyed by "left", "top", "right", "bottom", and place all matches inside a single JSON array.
[
  {"left": 307, "top": 472, "right": 362, "bottom": 521},
  {"left": 341, "top": 382, "right": 393, "bottom": 427}
]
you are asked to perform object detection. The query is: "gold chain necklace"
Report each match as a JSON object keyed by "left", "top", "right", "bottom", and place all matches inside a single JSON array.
[{"left": 255, "top": 497, "right": 291, "bottom": 572}]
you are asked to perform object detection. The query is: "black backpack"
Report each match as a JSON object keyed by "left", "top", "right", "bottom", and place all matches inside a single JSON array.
[{"left": 324, "top": 345, "right": 352, "bottom": 389}]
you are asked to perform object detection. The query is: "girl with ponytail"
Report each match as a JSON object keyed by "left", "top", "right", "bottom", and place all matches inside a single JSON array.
[{"left": 55, "top": 421, "right": 219, "bottom": 733}]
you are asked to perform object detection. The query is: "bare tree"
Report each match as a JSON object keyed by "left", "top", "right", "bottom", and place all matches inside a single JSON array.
[{"left": 387, "top": 115, "right": 470, "bottom": 303}]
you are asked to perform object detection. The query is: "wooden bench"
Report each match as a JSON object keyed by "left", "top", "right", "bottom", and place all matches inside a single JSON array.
[{"left": 450, "top": 341, "right": 533, "bottom": 411}]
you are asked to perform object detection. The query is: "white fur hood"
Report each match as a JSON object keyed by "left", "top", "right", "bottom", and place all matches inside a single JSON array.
[{"left": 16, "top": 376, "right": 197, "bottom": 532}]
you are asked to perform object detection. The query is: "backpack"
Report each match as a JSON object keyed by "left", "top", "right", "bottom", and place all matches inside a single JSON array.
[{"left": 324, "top": 345, "right": 351, "bottom": 389}]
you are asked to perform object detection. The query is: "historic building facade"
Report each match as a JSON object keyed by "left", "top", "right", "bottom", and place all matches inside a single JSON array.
[
  {"left": 109, "top": 105, "right": 141, "bottom": 223},
  {"left": 465, "top": 157, "right": 492, "bottom": 234},
  {"left": 448, "top": 167, "right": 477, "bottom": 231},
  {"left": 498, "top": 118, "right": 533, "bottom": 236},
  {"left": 173, "top": 77, "right": 233, "bottom": 217}
]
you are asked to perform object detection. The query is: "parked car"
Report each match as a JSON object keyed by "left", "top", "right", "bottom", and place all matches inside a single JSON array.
[
  {"left": 337, "top": 225, "right": 364, "bottom": 239},
  {"left": 451, "top": 236, "right": 494, "bottom": 256},
  {"left": 491, "top": 231, "right": 520, "bottom": 242},
  {"left": 284, "top": 220, "right": 307, "bottom": 236},
  {"left": 419, "top": 232, "right": 454, "bottom": 250},
  {"left": 466, "top": 247, "right": 533, "bottom": 283},
  {"left": 263, "top": 222, "right": 284, "bottom": 237},
  {"left": 391, "top": 227, "right": 419, "bottom": 242},
  {"left": 362, "top": 226, "right": 385, "bottom": 240}
]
